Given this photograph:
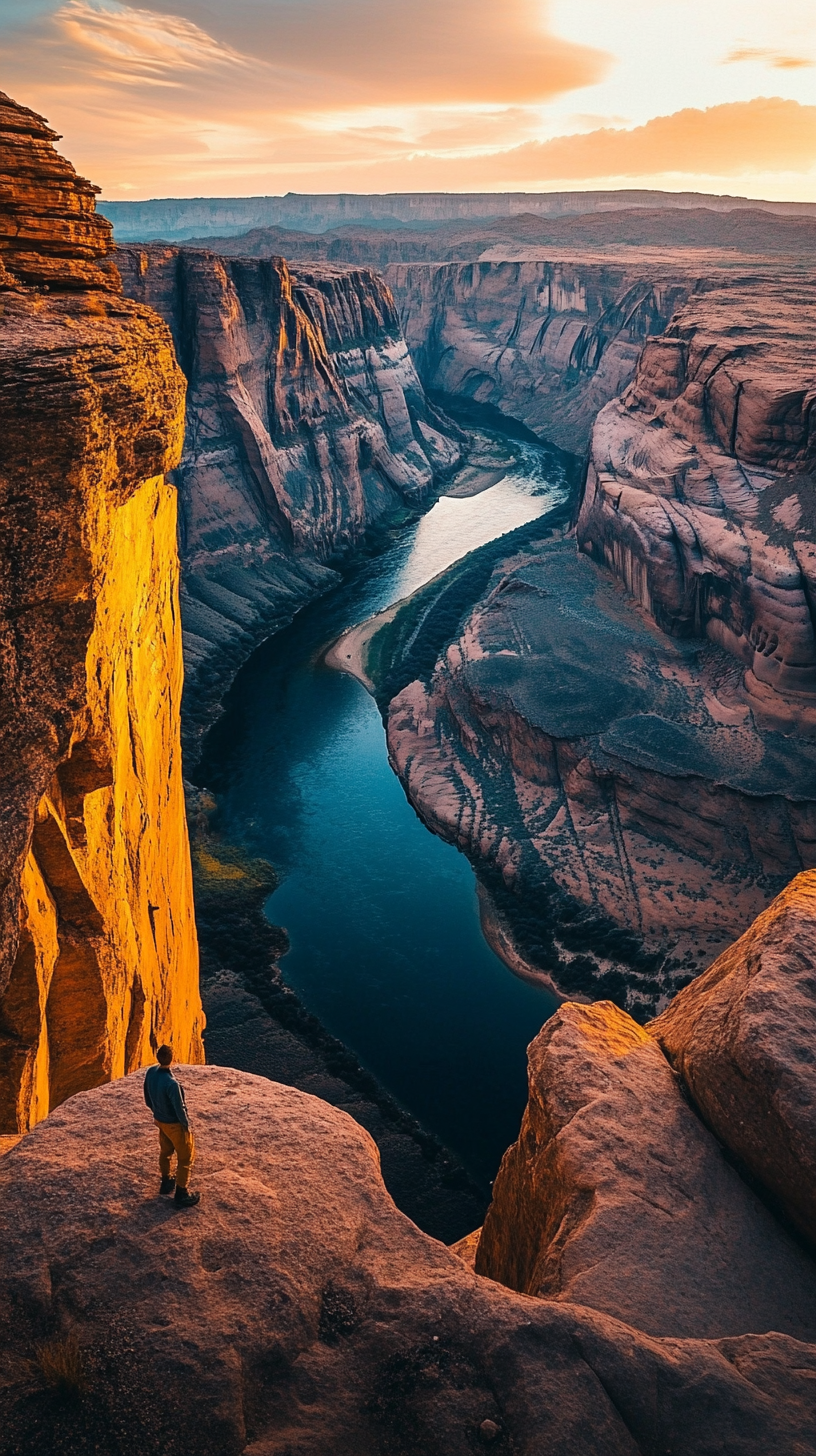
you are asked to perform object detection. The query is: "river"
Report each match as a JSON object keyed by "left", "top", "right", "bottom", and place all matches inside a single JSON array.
[{"left": 197, "top": 442, "right": 566, "bottom": 1186}]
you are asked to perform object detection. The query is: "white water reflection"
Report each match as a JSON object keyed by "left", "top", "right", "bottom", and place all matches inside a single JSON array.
[{"left": 393, "top": 443, "right": 565, "bottom": 601}]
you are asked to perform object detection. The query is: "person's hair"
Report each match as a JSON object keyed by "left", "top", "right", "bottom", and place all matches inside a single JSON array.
[{"left": 156, "top": 1045, "right": 173, "bottom": 1066}]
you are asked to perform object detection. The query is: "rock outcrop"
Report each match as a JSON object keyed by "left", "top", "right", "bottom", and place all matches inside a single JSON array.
[
  {"left": 578, "top": 279, "right": 816, "bottom": 733},
  {"left": 476, "top": 1000, "right": 816, "bottom": 1340},
  {"left": 0, "top": 90, "right": 118, "bottom": 291},
  {"left": 383, "top": 267, "right": 816, "bottom": 1001},
  {"left": 651, "top": 869, "right": 816, "bottom": 1247},
  {"left": 0, "top": 94, "right": 203, "bottom": 1134},
  {"left": 385, "top": 536, "right": 816, "bottom": 1010},
  {"left": 386, "top": 258, "right": 696, "bottom": 453},
  {"left": 2, "top": 1063, "right": 816, "bottom": 1455},
  {"left": 116, "top": 248, "right": 460, "bottom": 741}
]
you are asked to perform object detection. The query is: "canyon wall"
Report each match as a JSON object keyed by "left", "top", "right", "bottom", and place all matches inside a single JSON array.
[
  {"left": 117, "top": 248, "right": 460, "bottom": 741},
  {"left": 384, "top": 268, "right": 816, "bottom": 1010},
  {"left": 0, "top": 93, "right": 203, "bottom": 1134},
  {"left": 100, "top": 188, "right": 816, "bottom": 242},
  {"left": 386, "top": 258, "right": 696, "bottom": 453},
  {"left": 578, "top": 278, "right": 816, "bottom": 732}
]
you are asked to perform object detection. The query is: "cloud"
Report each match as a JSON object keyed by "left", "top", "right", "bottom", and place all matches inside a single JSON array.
[
  {"left": 724, "top": 45, "right": 813, "bottom": 70},
  {"left": 2, "top": 2, "right": 815, "bottom": 198},
  {"left": 480, "top": 97, "right": 816, "bottom": 183},
  {"left": 54, "top": 0, "right": 251, "bottom": 86},
  {"left": 169, "top": 0, "right": 612, "bottom": 106}
]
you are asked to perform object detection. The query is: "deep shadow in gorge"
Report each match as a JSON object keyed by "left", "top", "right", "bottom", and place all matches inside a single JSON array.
[{"left": 190, "top": 446, "right": 571, "bottom": 1240}]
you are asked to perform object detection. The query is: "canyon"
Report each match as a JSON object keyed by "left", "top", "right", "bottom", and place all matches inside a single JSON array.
[
  {"left": 2, "top": 84, "right": 816, "bottom": 1455},
  {"left": 99, "top": 187, "right": 816, "bottom": 242},
  {"left": 379, "top": 262, "right": 816, "bottom": 1007},
  {"left": 0, "top": 91, "right": 203, "bottom": 1136},
  {"left": 116, "top": 246, "right": 461, "bottom": 743}
]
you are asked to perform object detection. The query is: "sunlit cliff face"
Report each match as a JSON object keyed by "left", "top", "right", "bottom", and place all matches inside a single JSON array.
[
  {"left": 0, "top": 92, "right": 204, "bottom": 1132},
  {"left": 1, "top": 0, "right": 814, "bottom": 199}
]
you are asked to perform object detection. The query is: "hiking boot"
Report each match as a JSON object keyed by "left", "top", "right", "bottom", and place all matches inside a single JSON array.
[
  {"left": 174, "top": 1187, "right": 201, "bottom": 1209},
  {"left": 159, "top": 1176, "right": 176, "bottom": 1196}
]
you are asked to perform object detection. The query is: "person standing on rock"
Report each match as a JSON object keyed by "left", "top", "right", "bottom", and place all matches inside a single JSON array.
[{"left": 143, "top": 1046, "right": 201, "bottom": 1208}]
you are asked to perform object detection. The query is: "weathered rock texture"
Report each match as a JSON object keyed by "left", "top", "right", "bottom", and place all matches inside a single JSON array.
[
  {"left": 651, "top": 869, "right": 816, "bottom": 1247},
  {"left": 387, "top": 259, "right": 697, "bottom": 453},
  {"left": 0, "top": 90, "right": 118, "bottom": 292},
  {"left": 386, "top": 537, "right": 816, "bottom": 1010},
  {"left": 0, "top": 94, "right": 203, "bottom": 1133},
  {"left": 117, "top": 248, "right": 460, "bottom": 741},
  {"left": 2, "top": 1064, "right": 816, "bottom": 1455},
  {"left": 578, "top": 279, "right": 816, "bottom": 733},
  {"left": 384, "top": 267, "right": 816, "bottom": 1002},
  {"left": 476, "top": 1000, "right": 816, "bottom": 1340}
]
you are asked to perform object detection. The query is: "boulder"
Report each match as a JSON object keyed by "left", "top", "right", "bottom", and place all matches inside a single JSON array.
[
  {"left": 1, "top": 1065, "right": 816, "bottom": 1455},
  {"left": 476, "top": 1000, "right": 816, "bottom": 1340},
  {"left": 650, "top": 869, "right": 816, "bottom": 1246}
]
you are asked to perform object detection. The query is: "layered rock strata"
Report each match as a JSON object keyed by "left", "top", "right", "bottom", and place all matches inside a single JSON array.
[
  {"left": 99, "top": 187, "right": 816, "bottom": 242},
  {"left": 2, "top": 1064, "right": 815, "bottom": 1455},
  {"left": 384, "top": 271, "right": 816, "bottom": 999},
  {"left": 386, "top": 258, "right": 696, "bottom": 453},
  {"left": 476, "top": 999, "right": 816, "bottom": 1340},
  {"left": 117, "top": 248, "right": 460, "bottom": 741},
  {"left": 0, "top": 94, "right": 203, "bottom": 1133},
  {"left": 0, "top": 90, "right": 118, "bottom": 291},
  {"left": 651, "top": 869, "right": 816, "bottom": 1247},
  {"left": 578, "top": 279, "right": 816, "bottom": 733},
  {"left": 386, "top": 537, "right": 816, "bottom": 1009}
]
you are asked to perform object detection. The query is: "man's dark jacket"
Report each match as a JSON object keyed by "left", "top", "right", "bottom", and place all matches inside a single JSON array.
[{"left": 144, "top": 1065, "right": 189, "bottom": 1128}]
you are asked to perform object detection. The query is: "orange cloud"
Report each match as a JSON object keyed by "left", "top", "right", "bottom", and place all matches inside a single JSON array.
[
  {"left": 481, "top": 97, "right": 816, "bottom": 182},
  {"left": 55, "top": 0, "right": 251, "bottom": 86},
  {"left": 725, "top": 46, "right": 813, "bottom": 70}
]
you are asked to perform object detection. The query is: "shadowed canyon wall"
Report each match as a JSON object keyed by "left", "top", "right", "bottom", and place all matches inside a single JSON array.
[
  {"left": 383, "top": 266, "right": 816, "bottom": 1011},
  {"left": 117, "top": 247, "right": 461, "bottom": 742},
  {"left": 0, "top": 93, "right": 203, "bottom": 1133},
  {"left": 386, "top": 258, "right": 697, "bottom": 454},
  {"left": 578, "top": 279, "right": 816, "bottom": 732}
]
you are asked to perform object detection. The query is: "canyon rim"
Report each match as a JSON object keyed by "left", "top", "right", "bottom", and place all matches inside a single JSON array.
[{"left": 1, "top": 15, "right": 816, "bottom": 1450}]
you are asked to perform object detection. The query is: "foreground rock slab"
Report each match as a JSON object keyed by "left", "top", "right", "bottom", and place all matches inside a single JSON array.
[
  {"left": 651, "top": 868, "right": 816, "bottom": 1247},
  {"left": 1, "top": 1066, "right": 816, "bottom": 1455},
  {"left": 477, "top": 1001, "right": 816, "bottom": 1340}
]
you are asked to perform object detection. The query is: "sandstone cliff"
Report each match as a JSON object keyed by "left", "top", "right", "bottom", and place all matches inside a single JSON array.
[
  {"left": 2, "top": 1063, "right": 815, "bottom": 1455},
  {"left": 651, "top": 868, "right": 816, "bottom": 1247},
  {"left": 0, "top": 93, "right": 203, "bottom": 1133},
  {"left": 578, "top": 278, "right": 816, "bottom": 733},
  {"left": 383, "top": 266, "right": 816, "bottom": 1005},
  {"left": 117, "top": 248, "right": 460, "bottom": 741},
  {"left": 472, "top": 871, "right": 816, "bottom": 1396},
  {"left": 476, "top": 999, "right": 816, "bottom": 1339},
  {"left": 386, "top": 258, "right": 696, "bottom": 453}
]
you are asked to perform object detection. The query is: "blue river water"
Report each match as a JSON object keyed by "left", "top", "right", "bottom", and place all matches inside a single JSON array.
[{"left": 200, "top": 445, "right": 564, "bottom": 1185}]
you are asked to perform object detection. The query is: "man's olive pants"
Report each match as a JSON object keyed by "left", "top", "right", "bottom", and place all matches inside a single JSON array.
[{"left": 155, "top": 1121, "right": 195, "bottom": 1189}]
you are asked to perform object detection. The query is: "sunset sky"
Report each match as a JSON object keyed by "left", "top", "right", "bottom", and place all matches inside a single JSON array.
[{"left": 2, "top": 0, "right": 815, "bottom": 200}]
